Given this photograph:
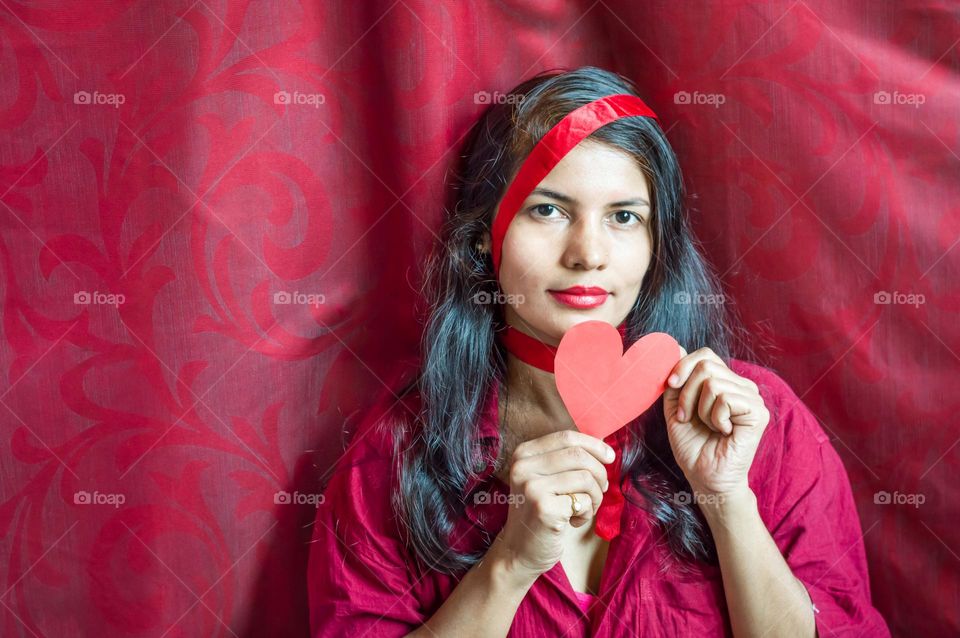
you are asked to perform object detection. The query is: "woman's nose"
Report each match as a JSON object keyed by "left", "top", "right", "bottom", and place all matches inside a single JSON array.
[{"left": 561, "top": 217, "right": 608, "bottom": 270}]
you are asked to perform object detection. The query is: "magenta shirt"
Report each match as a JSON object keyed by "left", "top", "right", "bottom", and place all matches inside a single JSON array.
[{"left": 307, "top": 359, "right": 890, "bottom": 636}]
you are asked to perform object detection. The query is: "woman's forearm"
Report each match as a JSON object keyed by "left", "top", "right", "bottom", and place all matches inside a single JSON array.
[
  {"left": 405, "top": 535, "right": 537, "bottom": 637},
  {"left": 700, "top": 488, "right": 817, "bottom": 638}
]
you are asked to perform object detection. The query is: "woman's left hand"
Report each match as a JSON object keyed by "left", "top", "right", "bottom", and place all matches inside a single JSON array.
[{"left": 662, "top": 346, "right": 770, "bottom": 498}]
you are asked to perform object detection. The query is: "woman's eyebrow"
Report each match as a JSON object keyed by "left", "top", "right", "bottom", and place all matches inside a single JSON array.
[
  {"left": 607, "top": 197, "right": 650, "bottom": 208},
  {"left": 531, "top": 187, "right": 650, "bottom": 208}
]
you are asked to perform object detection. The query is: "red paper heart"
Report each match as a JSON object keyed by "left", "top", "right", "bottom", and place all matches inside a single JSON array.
[{"left": 555, "top": 321, "right": 681, "bottom": 440}]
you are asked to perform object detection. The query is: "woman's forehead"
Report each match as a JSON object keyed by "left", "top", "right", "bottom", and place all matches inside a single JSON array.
[{"left": 534, "top": 141, "right": 651, "bottom": 200}]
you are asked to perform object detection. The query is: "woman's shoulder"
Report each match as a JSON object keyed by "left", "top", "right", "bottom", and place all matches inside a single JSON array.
[
  {"left": 328, "top": 384, "right": 422, "bottom": 472},
  {"left": 307, "top": 388, "right": 431, "bottom": 632},
  {"left": 727, "top": 358, "right": 854, "bottom": 516},
  {"left": 313, "top": 386, "right": 421, "bottom": 551},
  {"left": 317, "top": 379, "right": 422, "bottom": 491}
]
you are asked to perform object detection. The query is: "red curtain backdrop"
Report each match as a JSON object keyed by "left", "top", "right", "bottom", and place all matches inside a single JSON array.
[{"left": 1, "top": 1, "right": 957, "bottom": 635}]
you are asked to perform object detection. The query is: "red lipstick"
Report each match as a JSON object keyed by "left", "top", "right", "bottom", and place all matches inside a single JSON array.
[{"left": 548, "top": 286, "right": 609, "bottom": 309}]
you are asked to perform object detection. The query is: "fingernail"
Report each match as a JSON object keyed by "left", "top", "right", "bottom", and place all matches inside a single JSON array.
[
  {"left": 677, "top": 407, "right": 686, "bottom": 421},
  {"left": 668, "top": 374, "right": 680, "bottom": 386},
  {"left": 605, "top": 446, "right": 615, "bottom": 461},
  {"left": 603, "top": 480, "right": 609, "bottom": 491}
]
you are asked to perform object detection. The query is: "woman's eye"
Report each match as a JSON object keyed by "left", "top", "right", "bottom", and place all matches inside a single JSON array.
[
  {"left": 531, "top": 203, "right": 562, "bottom": 218},
  {"left": 613, "top": 210, "right": 643, "bottom": 225},
  {"left": 528, "top": 205, "right": 643, "bottom": 225}
]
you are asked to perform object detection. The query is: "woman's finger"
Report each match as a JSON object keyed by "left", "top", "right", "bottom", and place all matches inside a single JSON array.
[
  {"left": 568, "top": 491, "right": 595, "bottom": 528},
  {"left": 697, "top": 378, "right": 750, "bottom": 435},
  {"left": 513, "top": 446, "right": 609, "bottom": 493},
  {"left": 666, "top": 347, "right": 723, "bottom": 389},
  {"left": 674, "top": 359, "right": 726, "bottom": 423},
  {"left": 529, "top": 471, "right": 604, "bottom": 518},
  {"left": 513, "top": 429, "right": 616, "bottom": 466}
]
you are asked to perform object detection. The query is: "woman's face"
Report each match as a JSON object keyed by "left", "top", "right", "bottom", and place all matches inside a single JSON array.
[{"left": 491, "top": 140, "right": 654, "bottom": 346}]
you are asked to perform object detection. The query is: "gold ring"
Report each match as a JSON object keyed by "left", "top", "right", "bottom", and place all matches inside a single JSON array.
[{"left": 569, "top": 493, "right": 581, "bottom": 516}]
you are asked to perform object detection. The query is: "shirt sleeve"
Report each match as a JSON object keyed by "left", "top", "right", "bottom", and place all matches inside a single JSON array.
[
  {"left": 759, "top": 374, "right": 891, "bottom": 637},
  {"left": 307, "top": 427, "right": 425, "bottom": 637}
]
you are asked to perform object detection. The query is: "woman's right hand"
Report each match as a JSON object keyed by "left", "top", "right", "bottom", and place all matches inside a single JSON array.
[{"left": 491, "top": 429, "right": 615, "bottom": 580}]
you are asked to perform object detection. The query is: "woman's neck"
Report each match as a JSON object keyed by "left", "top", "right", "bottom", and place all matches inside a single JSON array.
[
  {"left": 501, "top": 352, "right": 576, "bottom": 438},
  {"left": 494, "top": 356, "right": 585, "bottom": 494}
]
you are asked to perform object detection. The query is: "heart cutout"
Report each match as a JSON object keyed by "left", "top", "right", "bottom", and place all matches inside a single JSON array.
[{"left": 555, "top": 321, "right": 681, "bottom": 440}]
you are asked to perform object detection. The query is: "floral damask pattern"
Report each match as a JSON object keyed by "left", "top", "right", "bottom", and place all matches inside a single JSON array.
[{"left": 0, "top": 1, "right": 956, "bottom": 635}]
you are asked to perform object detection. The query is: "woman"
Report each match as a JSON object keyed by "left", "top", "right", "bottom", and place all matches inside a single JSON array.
[{"left": 307, "top": 66, "right": 890, "bottom": 637}]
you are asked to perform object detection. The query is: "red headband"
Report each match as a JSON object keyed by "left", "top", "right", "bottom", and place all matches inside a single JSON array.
[{"left": 490, "top": 93, "right": 659, "bottom": 276}]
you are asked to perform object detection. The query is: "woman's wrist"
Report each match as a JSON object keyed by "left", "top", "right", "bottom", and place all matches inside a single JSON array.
[
  {"left": 413, "top": 532, "right": 535, "bottom": 636},
  {"left": 696, "top": 486, "right": 759, "bottom": 530},
  {"left": 482, "top": 534, "right": 541, "bottom": 594}
]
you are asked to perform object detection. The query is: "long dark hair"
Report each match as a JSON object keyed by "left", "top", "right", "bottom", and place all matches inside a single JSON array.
[{"left": 391, "top": 66, "right": 751, "bottom": 576}]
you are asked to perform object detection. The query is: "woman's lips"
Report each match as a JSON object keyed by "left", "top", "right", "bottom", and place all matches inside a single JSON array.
[{"left": 548, "top": 289, "right": 609, "bottom": 309}]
